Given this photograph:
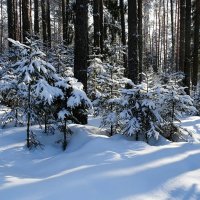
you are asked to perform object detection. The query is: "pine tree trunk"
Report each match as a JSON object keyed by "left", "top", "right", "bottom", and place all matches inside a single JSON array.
[
  {"left": 99, "top": 0, "right": 104, "bottom": 54},
  {"left": 0, "top": 0, "right": 3, "bottom": 52},
  {"left": 27, "top": 83, "right": 31, "bottom": 148},
  {"left": 41, "top": 0, "right": 47, "bottom": 46},
  {"left": 183, "top": 0, "right": 191, "bottom": 95},
  {"left": 120, "top": 0, "right": 127, "bottom": 74},
  {"left": 22, "top": 0, "right": 31, "bottom": 42},
  {"left": 19, "top": 0, "right": 22, "bottom": 42},
  {"left": 192, "top": 0, "right": 200, "bottom": 87},
  {"left": 46, "top": 0, "right": 51, "bottom": 48},
  {"left": 170, "top": 0, "right": 175, "bottom": 69},
  {"left": 74, "top": 0, "right": 88, "bottom": 124},
  {"left": 128, "top": 0, "right": 138, "bottom": 84},
  {"left": 62, "top": 0, "right": 67, "bottom": 45},
  {"left": 34, "top": 0, "right": 39, "bottom": 35},
  {"left": 7, "top": 0, "right": 14, "bottom": 45},
  {"left": 138, "top": 0, "right": 143, "bottom": 82},
  {"left": 93, "top": 0, "right": 100, "bottom": 52},
  {"left": 179, "top": 0, "right": 186, "bottom": 71}
]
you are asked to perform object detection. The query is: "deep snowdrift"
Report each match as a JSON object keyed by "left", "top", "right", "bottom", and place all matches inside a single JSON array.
[{"left": 0, "top": 117, "right": 200, "bottom": 200}]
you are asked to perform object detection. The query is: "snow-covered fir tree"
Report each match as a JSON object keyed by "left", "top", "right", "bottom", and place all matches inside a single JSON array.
[
  {"left": 0, "top": 38, "right": 92, "bottom": 150},
  {"left": 88, "top": 55, "right": 128, "bottom": 135}
]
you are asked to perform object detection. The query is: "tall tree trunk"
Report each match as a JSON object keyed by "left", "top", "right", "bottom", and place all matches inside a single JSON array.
[
  {"left": 179, "top": 0, "right": 185, "bottom": 71},
  {"left": 62, "top": 0, "right": 67, "bottom": 45},
  {"left": 14, "top": 0, "right": 19, "bottom": 40},
  {"left": 46, "top": 0, "right": 51, "bottom": 48},
  {"left": 183, "top": 0, "right": 191, "bottom": 95},
  {"left": 93, "top": 0, "right": 100, "bottom": 53},
  {"left": 120, "top": 0, "right": 127, "bottom": 74},
  {"left": 34, "top": 0, "right": 39, "bottom": 35},
  {"left": 19, "top": 0, "right": 22, "bottom": 42},
  {"left": 99, "top": 0, "right": 104, "bottom": 54},
  {"left": 170, "top": 0, "right": 175, "bottom": 69},
  {"left": 7, "top": 0, "right": 14, "bottom": 45},
  {"left": 74, "top": 0, "right": 88, "bottom": 124},
  {"left": 138, "top": 0, "right": 143, "bottom": 82},
  {"left": 22, "top": 0, "right": 31, "bottom": 42},
  {"left": 0, "top": 0, "right": 3, "bottom": 51},
  {"left": 175, "top": 0, "right": 180, "bottom": 71},
  {"left": 192, "top": 0, "right": 200, "bottom": 87},
  {"left": 128, "top": 0, "right": 138, "bottom": 84},
  {"left": 41, "top": 0, "right": 47, "bottom": 46}
]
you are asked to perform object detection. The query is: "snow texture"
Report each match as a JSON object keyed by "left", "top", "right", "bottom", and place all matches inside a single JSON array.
[{"left": 0, "top": 115, "right": 200, "bottom": 200}]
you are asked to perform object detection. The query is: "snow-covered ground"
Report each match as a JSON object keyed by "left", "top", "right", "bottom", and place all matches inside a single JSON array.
[{"left": 0, "top": 116, "right": 200, "bottom": 200}]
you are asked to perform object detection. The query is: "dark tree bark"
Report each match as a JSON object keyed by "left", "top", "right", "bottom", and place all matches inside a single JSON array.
[
  {"left": 183, "top": 0, "right": 191, "bottom": 95},
  {"left": 41, "top": 0, "right": 47, "bottom": 46},
  {"left": 22, "top": 0, "right": 31, "bottom": 42},
  {"left": 0, "top": 0, "right": 3, "bottom": 51},
  {"left": 120, "top": 0, "right": 127, "bottom": 74},
  {"left": 62, "top": 0, "right": 67, "bottom": 45},
  {"left": 7, "top": 0, "right": 15, "bottom": 45},
  {"left": 19, "top": 0, "right": 22, "bottom": 42},
  {"left": 99, "top": 0, "right": 104, "bottom": 54},
  {"left": 46, "top": 0, "right": 51, "bottom": 48},
  {"left": 128, "top": 0, "right": 138, "bottom": 84},
  {"left": 138, "top": 0, "right": 143, "bottom": 82},
  {"left": 179, "top": 0, "right": 186, "bottom": 71},
  {"left": 74, "top": 0, "right": 88, "bottom": 124},
  {"left": 34, "top": 0, "right": 39, "bottom": 35},
  {"left": 170, "top": 0, "right": 175, "bottom": 69},
  {"left": 192, "top": 0, "right": 200, "bottom": 87},
  {"left": 14, "top": 0, "right": 19, "bottom": 40},
  {"left": 93, "top": 0, "right": 100, "bottom": 52}
]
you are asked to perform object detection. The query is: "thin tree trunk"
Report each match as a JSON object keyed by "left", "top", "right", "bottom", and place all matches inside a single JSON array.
[
  {"left": 27, "top": 83, "right": 31, "bottom": 148},
  {"left": 138, "top": 0, "right": 143, "bottom": 82},
  {"left": 183, "top": 0, "right": 191, "bottom": 95},
  {"left": 41, "top": 0, "right": 47, "bottom": 46},
  {"left": 0, "top": 0, "right": 3, "bottom": 52},
  {"left": 46, "top": 0, "right": 51, "bottom": 48},
  {"left": 170, "top": 0, "right": 175, "bottom": 69},
  {"left": 179, "top": 0, "right": 186, "bottom": 71},
  {"left": 99, "top": 0, "right": 104, "bottom": 54}
]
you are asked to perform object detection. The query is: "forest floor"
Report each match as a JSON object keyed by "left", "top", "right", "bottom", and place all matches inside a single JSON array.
[{"left": 0, "top": 114, "right": 200, "bottom": 200}]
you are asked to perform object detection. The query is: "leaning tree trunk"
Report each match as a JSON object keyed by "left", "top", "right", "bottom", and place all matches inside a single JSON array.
[{"left": 74, "top": 0, "right": 88, "bottom": 124}]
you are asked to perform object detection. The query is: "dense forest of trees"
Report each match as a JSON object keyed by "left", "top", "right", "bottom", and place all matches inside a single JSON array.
[
  {"left": 0, "top": 0, "right": 199, "bottom": 148},
  {"left": 0, "top": 0, "right": 199, "bottom": 84}
]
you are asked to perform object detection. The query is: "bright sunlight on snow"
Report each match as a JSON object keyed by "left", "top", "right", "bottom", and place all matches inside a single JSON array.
[{"left": 0, "top": 116, "right": 200, "bottom": 200}]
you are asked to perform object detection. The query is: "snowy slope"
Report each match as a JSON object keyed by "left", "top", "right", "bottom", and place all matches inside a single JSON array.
[{"left": 0, "top": 117, "right": 200, "bottom": 200}]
